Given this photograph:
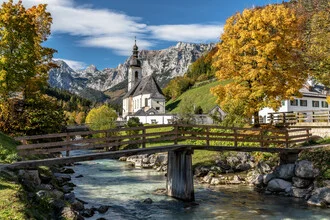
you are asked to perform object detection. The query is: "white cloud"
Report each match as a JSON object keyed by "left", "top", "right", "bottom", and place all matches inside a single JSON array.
[
  {"left": 54, "top": 58, "right": 87, "bottom": 70},
  {"left": 3, "top": 0, "right": 222, "bottom": 54},
  {"left": 148, "top": 24, "right": 223, "bottom": 43},
  {"left": 80, "top": 36, "right": 154, "bottom": 56}
]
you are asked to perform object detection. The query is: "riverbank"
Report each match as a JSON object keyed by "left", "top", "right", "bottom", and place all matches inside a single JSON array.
[{"left": 121, "top": 151, "right": 330, "bottom": 208}]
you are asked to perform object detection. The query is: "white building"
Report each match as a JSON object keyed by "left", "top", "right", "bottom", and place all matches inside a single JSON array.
[
  {"left": 259, "top": 84, "right": 330, "bottom": 123},
  {"left": 122, "top": 41, "right": 166, "bottom": 118}
]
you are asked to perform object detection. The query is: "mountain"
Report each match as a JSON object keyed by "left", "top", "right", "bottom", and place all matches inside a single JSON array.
[{"left": 48, "top": 42, "right": 215, "bottom": 101}]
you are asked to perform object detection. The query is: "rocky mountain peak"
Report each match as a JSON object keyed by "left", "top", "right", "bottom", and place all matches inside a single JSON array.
[
  {"left": 48, "top": 42, "right": 216, "bottom": 100},
  {"left": 85, "top": 64, "right": 98, "bottom": 74}
]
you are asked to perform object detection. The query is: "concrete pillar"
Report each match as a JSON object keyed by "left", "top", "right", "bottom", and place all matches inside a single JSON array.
[
  {"left": 279, "top": 152, "right": 300, "bottom": 164},
  {"left": 166, "top": 148, "right": 194, "bottom": 202}
]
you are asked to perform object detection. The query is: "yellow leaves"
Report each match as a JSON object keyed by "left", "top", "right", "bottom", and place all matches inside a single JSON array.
[{"left": 212, "top": 4, "right": 307, "bottom": 119}]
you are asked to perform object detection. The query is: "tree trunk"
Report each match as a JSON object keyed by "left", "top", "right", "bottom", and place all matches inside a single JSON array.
[{"left": 254, "top": 111, "right": 260, "bottom": 126}]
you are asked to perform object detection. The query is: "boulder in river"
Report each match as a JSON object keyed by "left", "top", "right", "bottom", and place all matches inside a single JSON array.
[
  {"left": 295, "top": 160, "right": 319, "bottom": 179},
  {"left": 266, "top": 179, "right": 292, "bottom": 192},
  {"left": 274, "top": 164, "right": 295, "bottom": 180},
  {"left": 292, "top": 177, "right": 313, "bottom": 188},
  {"left": 307, "top": 187, "right": 330, "bottom": 207}
]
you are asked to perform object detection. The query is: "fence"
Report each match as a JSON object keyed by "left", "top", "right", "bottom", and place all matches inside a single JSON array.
[
  {"left": 14, "top": 124, "right": 311, "bottom": 157},
  {"left": 266, "top": 110, "right": 330, "bottom": 125}
]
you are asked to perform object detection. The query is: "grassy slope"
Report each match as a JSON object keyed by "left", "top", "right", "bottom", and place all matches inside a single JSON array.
[
  {"left": 0, "top": 133, "right": 26, "bottom": 219},
  {"left": 0, "top": 132, "right": 18, "bottom": 163},
  {"left": 166, "top": 80, "right": 222, "bottom": 113}
]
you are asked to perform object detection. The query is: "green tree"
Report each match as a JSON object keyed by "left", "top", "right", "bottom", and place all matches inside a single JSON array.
[
  {"left": 0, "top": 0, "right": 55, "bottom": 100},
  {"left": 211, "top": 4, "right": 306, "bottom": 125},
  {"left": 85, "top": 105, "right": 117, "bottom": 131}
]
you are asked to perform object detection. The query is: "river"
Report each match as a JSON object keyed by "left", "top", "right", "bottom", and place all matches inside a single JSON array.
[{"left": 69, "top": 157, "right": 330, "bottom": 220}]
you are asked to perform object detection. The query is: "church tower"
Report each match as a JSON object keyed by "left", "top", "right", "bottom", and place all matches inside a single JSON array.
[{"left": 128, "top": 39, "right": 142, "bottom": 91}]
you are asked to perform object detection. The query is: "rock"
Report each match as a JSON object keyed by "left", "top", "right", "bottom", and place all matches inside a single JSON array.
[
  {"left": 256, "top": 161, "right": 271, "bottom": 174},
  {"left": 210, "top": 166, "right": 222, "bottom": 173},
  {"left": 148, "top": 154, "right": 157, "bottom": 165},
  {"left": 97, "top": 205, "right": 110, "bottom": 213},
  {"left": 143, "top": 198, "right": 153, "bottom": 204},
  {"left": 210, "top": 177, "right": 221, "bottom": 185},
  {"left": 229, "top": 175, "right": 243, "bottom": 184},
  {"left": 292, "top": 187, "right": 313, "bottom": 198},
  {"left": 119, "top": 156, "right": 127, "bottom": 161},
  {"left": 194, "top": 166, "right": 210, "bottom": 177},
  {"left": 36, "top": 190, "right": 50, "bottom": 199},
  {"left": 142, "top": 157, "right": 149, "bottom": 163},
  {"left": 203, "top": 174, "right": 213, "bottom": 184},
  {"left": 54, "top": 173, "right": 71, "bottom": 182},
  {"left": 292, "top": 177, "right": 313, "bottom": 188},
  {"left": 75, "top": 174, "right": 84, "bottom": 178},
  {"left": 274, "top": 164, "right": 295, "bottom": 180},
  {"left": 39, "top": 173, "right": 52, "bottom": 184},
  {"left": 249, "top": 173, "right": 263, "bottom": 187},
  {"left": 134, "top": 159, "right": 143, "bottom": 168},
  {"left": 18, "top": 170, "right": 41, "bottom": 187},
  {"left": 64, "top": 192, "right": 75, "bottom": 203},
  {"left": 267, "top": 179, "right": 292, "bottom": 192},
  {"left": 76, "top": 198, "right": 88, "bottom": 204},
  {"left": 60, "top": 168, "right": 75, "bottom": 174},
  {"left": 307, "top": 187, "right": 330, "bottom": 207},
  {"left": 142, "top": 163, "right": 153, "bottom": 169},
  {"left": 263, "top": 173, "right": 275, "bottom": 185},
  {"left": 215, "top": 160, "right": 231, "bottom": 171},
  {"left": 62, "top": 184, "right": 74, "bottom": 193},
  {"left": 37, "top": 184, "right": 53, "bottom": 191},
  {"left": 52, "top": 189, "right": 64, "bottom": 200},
  {"left": 50, "top": 199, "right": 65, "bottom": 210},
  {"left": 155, "top": 154, "right": 168, "bottom": 165},
  {"left": 72, "top": 200, "right": 85, "bottom": 211},
  {"left": 226, "top": 156, "right": 240, "bottom": 166},
  {"left": 80, "top": 208, "right": 95, "bottom": 218},
  {"left": 235, "top": 163, "right": 251, "bottom": 172},
  {"left": 295, "top": 160, "right": 319, "bottom": 179},
  {"left": 61, "top": 207, "right": 78, "bottom": 220}
]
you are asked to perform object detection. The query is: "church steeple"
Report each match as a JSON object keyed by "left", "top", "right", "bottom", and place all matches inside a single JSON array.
[
  {"left": 128, "top": 38, "right": 142, "bottom": 91},
  {"left": 129, "top": 37, "right": 141, "bottom": 67}
]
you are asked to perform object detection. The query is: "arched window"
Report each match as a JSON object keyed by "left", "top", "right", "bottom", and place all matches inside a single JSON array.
[{"left": 135, "top": 71, "right": 139, "bottom": 81}]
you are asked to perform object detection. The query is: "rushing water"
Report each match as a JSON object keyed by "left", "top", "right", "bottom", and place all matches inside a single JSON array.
[{"left": 68, "top": 155, "right": 330, "bottom": 220}]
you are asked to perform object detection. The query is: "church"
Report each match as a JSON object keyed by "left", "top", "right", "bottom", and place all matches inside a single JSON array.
[{"left": 122, "top": 41, "right": 166, "bottom": 119}]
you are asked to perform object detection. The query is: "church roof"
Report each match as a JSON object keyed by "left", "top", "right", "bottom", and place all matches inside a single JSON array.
[{"left": 123, "top": 75, "right": 165, "bottom": 99}]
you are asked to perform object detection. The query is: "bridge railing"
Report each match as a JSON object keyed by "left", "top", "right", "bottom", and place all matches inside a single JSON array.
[{"left": 14, "top": 124, "right": 311, "bottom": 157}]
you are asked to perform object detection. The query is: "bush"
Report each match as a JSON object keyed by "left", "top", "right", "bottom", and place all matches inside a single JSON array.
[
  {"left": 0, "top": 95, "right": 66, "bottom": 136},
  {"left": 85, "top": 105, "right": 117, "bottom": 132}
]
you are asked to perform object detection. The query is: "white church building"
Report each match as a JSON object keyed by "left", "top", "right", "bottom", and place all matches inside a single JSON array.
[{"left": 122, "top": 41, "right": 166, "bottom": 119}]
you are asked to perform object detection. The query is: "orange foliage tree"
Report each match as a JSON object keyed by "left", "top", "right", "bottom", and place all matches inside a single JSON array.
[{"left": 211, "top": 4, "right": 307, "bottom": 124}]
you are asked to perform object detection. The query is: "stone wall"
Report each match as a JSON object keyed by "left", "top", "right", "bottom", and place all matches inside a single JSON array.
[{"left": 294, "top": 122, "right": 330, "bottom": 138}]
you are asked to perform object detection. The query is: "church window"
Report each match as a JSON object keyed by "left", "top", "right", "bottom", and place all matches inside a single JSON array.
[
  {"left": 145, "top": 98, "right": 148, "bottom": 107},
  {"left": 156, "top": 107, "right": 160, "bottom": 110},
  {"left": 135, "top": 71, "right": 139, "bottom": 81}
]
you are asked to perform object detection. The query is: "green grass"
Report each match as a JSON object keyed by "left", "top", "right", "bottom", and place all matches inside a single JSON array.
[
  {"left": 166, "top": 80, "right": 224, "bottom": 113},
  {"left": 0, "top": 132, "right": 19, "bottom": 163},
  {"left": 0, "top": 176, "right": 26, "bottom": 220}
]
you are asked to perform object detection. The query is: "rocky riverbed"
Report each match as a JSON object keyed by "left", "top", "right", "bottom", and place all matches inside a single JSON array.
[{"left": 121, "top": 152, "right": 330, "bottom": 208}]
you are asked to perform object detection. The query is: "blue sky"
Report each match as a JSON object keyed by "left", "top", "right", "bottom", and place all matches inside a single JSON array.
[{"left": 4, "top": 0, "right": 283, "bottom": 70}]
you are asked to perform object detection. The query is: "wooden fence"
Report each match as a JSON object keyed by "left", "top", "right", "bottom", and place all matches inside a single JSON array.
[
  {"left": 266, "top": 111, "right": 330, "bottom": 125},
  {"left": 14, "top": 124, "right": 311, "bottom": 157}
]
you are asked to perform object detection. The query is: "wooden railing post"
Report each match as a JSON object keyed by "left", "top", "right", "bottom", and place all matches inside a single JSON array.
[
  {"left": 142, "top": 127, "right": 146, "bottom": 148},
  {"left": 282, "top": 113, "right": 286, "bottom": 124},
  {"left": 66, "top": 134, "right": 70, "bottom": 157},
  {"left": 174, "top": 124, "right": 178, "bottom": 145},
  {"left": 285, "top": 129, "right": 289, "bottom": 148},
  {"left": 260, "top": 128, "right": 264, "bottom": 148},
  {"left": 206, "top": 127, "right": 210, "bottom": 146},
  {"left": 233, "top": 128, "right": 237, "bottom": 147}
]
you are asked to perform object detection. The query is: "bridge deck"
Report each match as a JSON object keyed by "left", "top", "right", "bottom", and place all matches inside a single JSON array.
[{"left": 4, "top": 144, "right": 324, "bottom": 170}]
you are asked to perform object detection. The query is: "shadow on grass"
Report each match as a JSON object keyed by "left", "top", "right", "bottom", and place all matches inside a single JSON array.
[{"left": 166, "top": 99, "right": 181, "bottom": 112}]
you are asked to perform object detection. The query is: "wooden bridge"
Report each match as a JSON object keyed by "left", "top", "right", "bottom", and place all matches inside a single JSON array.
[{"left": 9, "top": 124, "right": 315, "bottom": 201}]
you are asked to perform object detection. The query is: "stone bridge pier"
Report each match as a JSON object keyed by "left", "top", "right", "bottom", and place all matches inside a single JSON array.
[{"left": 166, "top": 147, "right": 195, "bottom": 202}]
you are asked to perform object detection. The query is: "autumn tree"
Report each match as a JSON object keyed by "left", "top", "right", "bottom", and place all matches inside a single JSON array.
[
  {"left": 85, "top": 105, "right": 118, "bottom": 131},
  {"left": 0, "top": 0, "right": 55, "bottom": 100},
  {"left": 211, "top": 4, "right": 306, "bottom": 125},
  {"left": 290, "top": 0, "right": 330, "bottom": 86}
]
